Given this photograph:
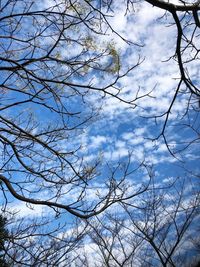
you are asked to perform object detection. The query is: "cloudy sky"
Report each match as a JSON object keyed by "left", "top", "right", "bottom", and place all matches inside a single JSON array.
[
  {"left": 0, "top": 0, "right": 200, "bottom": 264},
  {"left": 1, "top": 0, "right": 198, "bottom": 219}
]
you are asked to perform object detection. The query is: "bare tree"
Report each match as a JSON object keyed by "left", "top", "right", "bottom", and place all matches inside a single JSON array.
[
  {"left": 99, "top": 0, "right": 200, "bottom": 156},
  {"left": 121, "top": 177, "right": 200, "bottom": 267},
  {"left": 78, "top": 177, "right": 200, "bottom": 267},
  {"left": 0, "top": 1, "right": 199, "bottom": 265},
  {"left": 0, "top": 210, "right": 90, "bottom": 267},
  {"left": 0, "top": 0, "right": 150, "bottom": 218},
  {"left": 1, "top": 176, "right": 199, "bottom": 266},
  {"left": 87, "top": 214, "right": 143, "bottom": 267},
  {"left": 145, "top": 0, "right": 200, "bottom": 156},
  {"left": 1, "top": 0, "right": 199, "bottom": 217}
]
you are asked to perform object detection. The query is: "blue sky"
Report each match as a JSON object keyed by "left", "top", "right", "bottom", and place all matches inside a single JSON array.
[
  {"left": 0, "top": 0, "right": 200, "bottom": 265},
  {"left": 1, "top": 0, "right": 199, "bottom": 224}
]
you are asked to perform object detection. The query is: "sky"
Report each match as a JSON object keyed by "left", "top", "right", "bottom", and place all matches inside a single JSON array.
[{"left": 0, "top": 0, "right": 200, "bottom": 265}]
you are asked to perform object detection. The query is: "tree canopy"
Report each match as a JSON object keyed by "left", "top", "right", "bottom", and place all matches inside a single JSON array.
[{"left": 0, "top": 215, "right": 9, "bottom": 267}]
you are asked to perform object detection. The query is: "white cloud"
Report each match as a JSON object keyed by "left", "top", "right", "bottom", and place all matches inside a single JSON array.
[
  {"left": 9, "top": 201, "right": 49, "bottom": 218},
  {"left": 89, "top": 135, "right": 107, "bottom": 149}
]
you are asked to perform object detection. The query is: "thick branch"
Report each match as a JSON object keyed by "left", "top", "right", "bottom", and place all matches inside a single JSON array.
[{"left": 145, "top": 0, "right": 200, "bottom": 12}]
